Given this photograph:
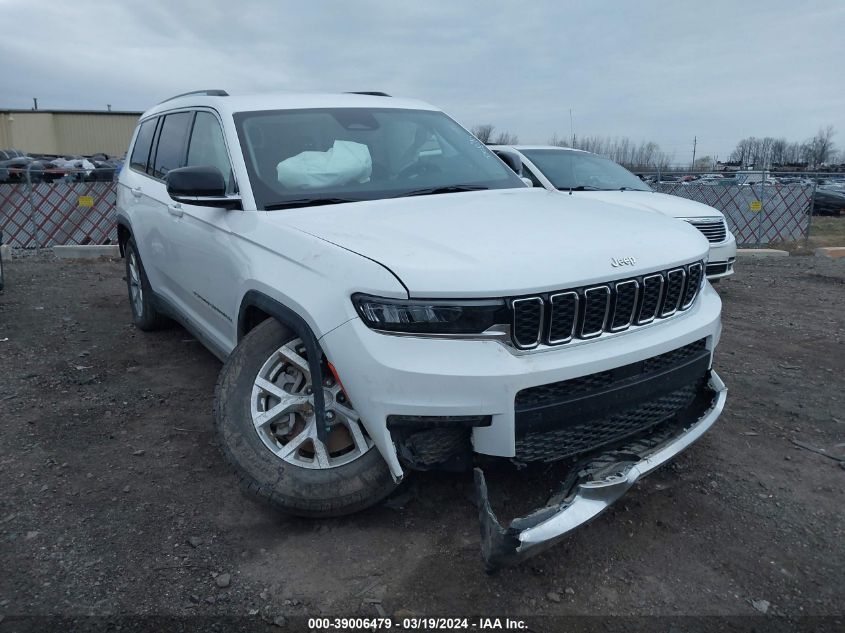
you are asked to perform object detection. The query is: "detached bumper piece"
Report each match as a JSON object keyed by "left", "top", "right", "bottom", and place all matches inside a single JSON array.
[{"left": 475, "top": 370, "right": 727, "bottom": 572}]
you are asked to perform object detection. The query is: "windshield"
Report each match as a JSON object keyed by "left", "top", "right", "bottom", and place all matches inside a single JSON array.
[
  {"left": 233, "top": 108, "right": 524, "bottom": 209},
  {"left": 520, "top": 149, "right": 652, "bottom": 192}
]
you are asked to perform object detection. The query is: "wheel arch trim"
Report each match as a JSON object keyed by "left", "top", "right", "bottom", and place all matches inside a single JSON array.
[
  {"left": 115, "top": 212, "right": 133, "bottom": 257},
  {"left": 237, "top": 290, "right": 404, "bottom": 482},
  {"left": 237, "top": 290, "right": 331, "bottom": 444}
]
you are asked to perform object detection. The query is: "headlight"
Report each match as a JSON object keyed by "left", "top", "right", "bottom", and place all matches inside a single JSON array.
[{"left": 352, "top": 293, "right": 509, "bottom": 335}]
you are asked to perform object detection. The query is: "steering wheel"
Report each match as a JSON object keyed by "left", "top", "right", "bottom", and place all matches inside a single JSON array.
[{"left": 397, "top": 160, "right": 442, "bottom": 180}]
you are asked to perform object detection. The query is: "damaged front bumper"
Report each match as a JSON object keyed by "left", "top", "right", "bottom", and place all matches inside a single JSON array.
[{"left": 475, "top": 371, "right": 727, "bottom": 571}]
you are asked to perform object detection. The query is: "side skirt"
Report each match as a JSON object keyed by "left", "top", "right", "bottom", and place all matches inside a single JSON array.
[{"left": 150, "top": 291, "right": 229, "bottom": 362}]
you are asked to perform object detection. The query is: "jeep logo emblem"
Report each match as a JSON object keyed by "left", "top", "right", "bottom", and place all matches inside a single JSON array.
[{"left": 611, "top": 256, "right": 637, "bottom": 267}]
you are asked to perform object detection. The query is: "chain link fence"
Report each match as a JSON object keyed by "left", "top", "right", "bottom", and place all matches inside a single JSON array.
[
  {"left": 0, "top": 166, "right": 118, "bottom": 247},
  {"left": 0, "top": 167, "right": 836, "bottom": 249},
  {"left": 642, "top": 171, "right": 825, "bottom": 247}
]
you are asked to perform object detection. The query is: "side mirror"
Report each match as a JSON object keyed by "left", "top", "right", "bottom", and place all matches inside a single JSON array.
[
  {"left": 493, "top": 150, "right": 522, "bottom": 175},
  {"left": 166, "top": 166, "right": 241, "bottom": 210}
]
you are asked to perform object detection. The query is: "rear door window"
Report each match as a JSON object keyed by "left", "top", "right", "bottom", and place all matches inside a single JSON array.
[
  {"left": 129, "top": 118, "right": 158, "bottom": 173},
  {"left": 151, "top": 112, "right": 194, "bottom": 179}
]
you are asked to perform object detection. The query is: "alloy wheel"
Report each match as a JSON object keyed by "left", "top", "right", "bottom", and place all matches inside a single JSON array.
[
  {"left": 128, "top": 251, "right": 143, "bottom": 317},
  {"left": 250, "top": 339, "right": 373, "bottom": 469}
]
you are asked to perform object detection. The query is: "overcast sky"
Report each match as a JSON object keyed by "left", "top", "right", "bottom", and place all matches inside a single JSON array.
[{"left": 2, "top": 0, "right": 843, "bottom": 163}]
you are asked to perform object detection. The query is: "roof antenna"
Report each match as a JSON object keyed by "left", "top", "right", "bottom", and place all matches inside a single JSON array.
[{"left": 33, "top": 97, "right": 38, "bottom": 111}]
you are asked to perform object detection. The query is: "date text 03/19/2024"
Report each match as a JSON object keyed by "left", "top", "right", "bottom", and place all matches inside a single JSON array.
[{"left": 307, "top": 617, "right": 528, "bottom": 630}]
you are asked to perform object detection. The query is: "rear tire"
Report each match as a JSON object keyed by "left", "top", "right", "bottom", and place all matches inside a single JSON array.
[
  {"left": 124, "top": 237, "right": 168, "bottom": 330},
  {"left": 214, "top": 319, "right": 397, "bottom": 517}
]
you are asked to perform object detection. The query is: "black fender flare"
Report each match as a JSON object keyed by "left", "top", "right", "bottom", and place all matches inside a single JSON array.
[
  {"left": 114, "top": 212, "right": 133, "bottom": 257},
  {"left": 237, "top": 290, "right": 330, "bottom": 441}
]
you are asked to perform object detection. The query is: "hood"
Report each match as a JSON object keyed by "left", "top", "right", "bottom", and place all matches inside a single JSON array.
[
  {"left": 575, "top": 190, "right": 725, "bottom": 220},
  {"left": 268, "top": 189, "right": 709, "bottom": 298}
]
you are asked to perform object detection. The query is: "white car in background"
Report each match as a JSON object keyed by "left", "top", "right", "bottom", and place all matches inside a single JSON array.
[{"left": 491, "top": 146, "right": 737, "bottom": 280}]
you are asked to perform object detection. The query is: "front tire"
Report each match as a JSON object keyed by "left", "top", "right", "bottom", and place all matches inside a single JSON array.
[{"left": 214, "top": 319, "right": 397, "bottom": 517}]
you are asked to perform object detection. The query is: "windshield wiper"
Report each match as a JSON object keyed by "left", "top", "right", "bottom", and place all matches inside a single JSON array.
[
  {"left": 264, "top": 197, "right": 360, "bottom": 210},
  {"left": 395, "top": 185, "right": 489, "bottom": 198},
  {"left": 559, "top": 185, "right": 601, "bottom": 191}
]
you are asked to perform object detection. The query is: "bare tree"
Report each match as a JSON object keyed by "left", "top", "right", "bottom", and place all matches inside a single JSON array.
[
  {"left": 548, "top": 133, "right": 674, "bottom": 171},
  {"left": 731, "top": 128, "right": 836, "bottom": 169},
  {"left": 491, "top": 131, "right": 519, "bottom": 145},
  {"left": 549, "top": 133, "right": 570, "bottom": 147},
  {"left": 806, "top": 125, "right": 836, "bottom": 168},
  {"left": 470, "top": 124, "right": 494, "bottom": 144},
  {"left": 770, "top": 138, "right": 788, "bottom": 165},
  {"left": 730, "top": 137, "right": 756, "bottom": 167},
  {"left": 470, "top": 124, "right": 518, "bottom": 145},
  {"left": 693, "top": 156, "right": 714, "bottom": 171}
]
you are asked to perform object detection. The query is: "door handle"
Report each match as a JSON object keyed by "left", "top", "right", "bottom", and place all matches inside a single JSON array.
[
  {"left": 167, "top": 203, "right": 184, "bottom": 218},
  {"left": 130, "top": 187, "right": 142, "bottom": 199}
]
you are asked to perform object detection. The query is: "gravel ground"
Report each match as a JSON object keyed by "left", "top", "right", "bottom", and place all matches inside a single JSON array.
[{"left": 0, "top": 252, "right": 843, "bottom": 630}]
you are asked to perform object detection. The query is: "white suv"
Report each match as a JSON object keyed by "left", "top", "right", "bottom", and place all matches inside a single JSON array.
[
  {"left": 491, "top": 146, "right": 738, "bottom": 280},
  {"left": 116, "top": 90, "right": 726, "bottom": 569}
]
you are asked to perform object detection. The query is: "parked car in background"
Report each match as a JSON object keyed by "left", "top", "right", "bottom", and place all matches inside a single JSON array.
[
  {"left": 0, "top": 151, "right": 120, "bottom": 183},
  {"left": 814, "top": 178, "right": 845, "bottom": 192},
  {"left": 115, "top": 90, "right": 726, "bottom": 569},
  {"left": 0, "top": 149, "right": 26, "bottom": 161},
  {"left": 696, "top": 174, "right": 724, "bottom": 185},
  {"left": 813, "top": 187, "right": 845, "bottom": 216},
  {"left": 491, "top": 146, "right": 738, "bottom": 280}
]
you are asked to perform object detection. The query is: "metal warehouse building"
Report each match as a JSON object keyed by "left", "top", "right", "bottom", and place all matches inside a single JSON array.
[{"left": 0, "top": 109, "right": 141, "bottom": 157}]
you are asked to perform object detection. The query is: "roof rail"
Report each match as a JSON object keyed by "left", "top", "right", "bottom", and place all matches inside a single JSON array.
[
  {"left": 159, "top": 89, "right": 229, "bottom": 104},
  {"left": 345, "top": 91, "right": 391, "bottom": 97}
]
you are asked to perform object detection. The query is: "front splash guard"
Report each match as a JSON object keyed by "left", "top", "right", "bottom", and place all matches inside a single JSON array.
[{"left": 475, "top": 371, "right": 727, "bottom": 572}]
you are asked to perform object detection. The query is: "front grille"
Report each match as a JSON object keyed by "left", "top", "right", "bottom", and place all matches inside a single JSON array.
[
  {"left": 661, "top": 268, "right": 686, "bottom": 316},
  {"left": 513, "top": 339, "right": 710, "bottom": 462},
  {"left": 512, "top": 297, "right": 543, "bottom": 349},
  {"left": 514, "top": 382, "right": 700, "bottom": 462},
  {"left": 548, "top": 292, "right": 578, "bottom": 343},
  {"left": 682, "top": 262, "right": 703, "bottom": 308},
  {"left": 687, "top": 218, "right": 727, "bottom": 243},
  {"left": 610, "top": 280, "right": 638, "bottom": 331},
  {"left": 510, "top": 260, "right": 704, "bottom": 349},
  {"left": 582, "top": 286, "right": 610, "bottom": 337},
  {"left": 637, "top": 274, "right": 663, "bottom": 324},
  {"left": 516, "top": 339, "right": 707, "bottom": 409}
]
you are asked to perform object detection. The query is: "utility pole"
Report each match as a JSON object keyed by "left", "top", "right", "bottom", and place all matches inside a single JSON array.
[
  {"left": 569, "top": 109, "right": 575, "bottom": 147},
  {"left": 691, "top": 136, "right": 697, "bottom": 170}
]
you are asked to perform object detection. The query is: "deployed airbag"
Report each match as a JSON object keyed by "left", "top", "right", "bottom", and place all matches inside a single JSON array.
[{"left": 276, "top": 140, "right": 372, "bottom": 189}]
